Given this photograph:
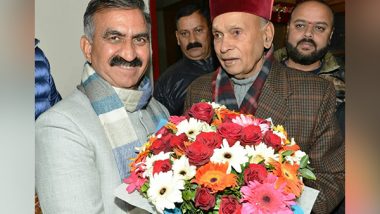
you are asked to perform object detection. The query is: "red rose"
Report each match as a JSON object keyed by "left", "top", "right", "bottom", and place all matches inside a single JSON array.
[
  {"left": 187, "top": 102, "right": 214, "bottom": 123},
  {"left": 152, "top": 159, "right": 172, "bottom": 175},
  {"left": 240, "top": 125, "right": 262, "bottom": 147},
  {"left": 219, "top": 195, "right": 242, "bottom": 214},
  {"left": 150, "top": 134, "right": 172, "bottom": 155},
  {"left": 194, "top": 187, "right": 216, "bottom": 211},
  {"left": 169, "top": 133, "right": 188, "bottom": 149},
  {"left": 217, "top": 122, "right": 242, "bottom": 146},
  {"left": 263, "top": 130, "right": 282, "bottom": 150},
  {"left": 195, "top": 132, "right": 223, "bottom": 149},
  {"left": 185, "top": 141, "right": 213, "bottom": 166},
  {"left": 243, "top": 164, "right": 268, "bottom": 185}
]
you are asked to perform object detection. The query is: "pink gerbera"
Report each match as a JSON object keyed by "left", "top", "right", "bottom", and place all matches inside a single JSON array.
[
  {"left": 240, "top": 173, "right": 296, "bottom": 214},
  {"left": 123, "top": 171, "right": 147, "bottom": 193}
]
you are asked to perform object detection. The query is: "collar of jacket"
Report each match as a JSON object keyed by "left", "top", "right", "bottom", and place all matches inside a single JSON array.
[
  {"left": 183, "top": 54, "right": 217, "bottom": 71},
  {"left": 274, "top": 47, "right": 340, "bottom": 74},
  {"left": 254, "top": 61, "right": 292, "bottom": 126}
]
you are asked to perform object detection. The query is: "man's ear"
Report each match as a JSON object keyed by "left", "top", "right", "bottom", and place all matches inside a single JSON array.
[
  {"left": 80, "top": 35, "right": 92, "bottom": 63},
  {"left": 263, "top": 22, "right": 275, "bottom": 49},
  {"left": 175, "top": 31, "right": 181, "bottom": 46},
  {"left": 329, "top": 28, "right": 334, "bottom": 41}
]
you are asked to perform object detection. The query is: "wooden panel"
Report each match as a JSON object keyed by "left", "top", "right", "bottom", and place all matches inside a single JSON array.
[{"left": 326, "top": 0, "right": 345, "bottom": 13}]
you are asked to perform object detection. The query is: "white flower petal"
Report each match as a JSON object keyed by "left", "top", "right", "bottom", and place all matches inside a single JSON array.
[{"left": 210, "top": 139, "right": 248, "bottom": 173}]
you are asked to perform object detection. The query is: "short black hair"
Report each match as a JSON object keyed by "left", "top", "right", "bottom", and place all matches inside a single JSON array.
[
  {"left": 175, "top": 3, "right": 210, "bottom": 29},
  {"left": 83, "top": 0, "right": 151, "bottom": 41}
]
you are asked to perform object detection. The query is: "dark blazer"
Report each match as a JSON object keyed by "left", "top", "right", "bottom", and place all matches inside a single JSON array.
[{"left": 184, "top": 61, "right": 344, "bottom": 214}]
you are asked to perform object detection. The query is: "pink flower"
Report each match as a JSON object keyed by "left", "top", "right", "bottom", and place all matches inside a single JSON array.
[
  {"left": 169, "top": 116, "right": 187, "bottom": 125},
  {"left": 240, "top": 173, "right": 295, "bottom": 214},
  {"left": 123, "top": 172, "right": 147, "bottom": 193}
]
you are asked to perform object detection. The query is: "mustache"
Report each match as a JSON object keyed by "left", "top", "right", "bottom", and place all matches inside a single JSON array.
[
  {"left": 186, "top": 42, "right": 202, "bottom": 50},
  {"left": 109, "top": 56, "right": 142, "bottom": 67},
  {"left": 296, "top": 38, "right": 317, "bottom": 48}
]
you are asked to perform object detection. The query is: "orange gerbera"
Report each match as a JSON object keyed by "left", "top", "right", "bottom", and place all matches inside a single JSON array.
[
  {"left": 193, "top": 162, "right": 237, "bottom": 193},
  {"left": 281, "top": 144, "right": 300, "bottom": 153},
  {"left": 165, "top": 122, "right": 177, "bottom": 132},
  {"left": 271, "top": 161, "right": 304, "bottom": 197},
  {"left": 129, "top": 149, "right": 150, "bottom": 171}
]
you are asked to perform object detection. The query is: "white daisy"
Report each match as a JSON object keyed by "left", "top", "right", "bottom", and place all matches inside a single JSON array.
[
  {"left": 143, "top": 151, "right": 172, "bottom": 178},
  {"left": 245, "top": 142, "right": 279, "bottom": 164},
  {"left": 176, "top": 118, "right": 210, "bottom": 140},
  {"left": 210, "top": 139, "right": 248, "bottom": 173},
  {"left": 147, "top": 171, "right": 184, "bottom": 213},
  {"left": 172, "top": 155, "right": 196, "bottom": 180},
  {"left": 285, "top": 150, "right": 308, "bottom": 165},
  {"left": 209, "top": 102, "right": 226, "bottom": 109}
]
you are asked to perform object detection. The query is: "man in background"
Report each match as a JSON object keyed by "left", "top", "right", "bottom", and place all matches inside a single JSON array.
[
  {"left": 274, "top": 0, "right": 345, "bottom": 136},
  {"left": 36, "top": 0, "right": 168, "bottom": 213},
  {"left": 274, "top": 1, "right": 345, "bottom": 213},
  {"left": 34, "top": 38, "right": 62, "bottom": 214},
  {"left": 154, "top": 3, "right": 219, "bottom": 115},
  {"left": 35, "top": 38, "right": 61, "bottom": 119},
  {"left": 184, "top": 0, "right": 344, "bottom": 213}
]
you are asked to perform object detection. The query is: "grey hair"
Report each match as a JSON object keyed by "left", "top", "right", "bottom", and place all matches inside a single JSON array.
[
  {"left": 83, "top": 0, "right": 151, "bottom": 41},
  {"left": 260, "top": 17, "right": 270, "bottom": 28}
]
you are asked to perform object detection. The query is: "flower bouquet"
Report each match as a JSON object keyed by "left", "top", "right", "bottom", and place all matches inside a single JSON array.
[{"left": 115, "top": 102, "right": 318, "bottom": 214}]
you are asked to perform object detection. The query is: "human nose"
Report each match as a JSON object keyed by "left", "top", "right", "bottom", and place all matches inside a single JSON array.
[
  {"left": 188, "top": 32, "right": 196, "bottom": 43},
  {"left": 219, "top": 36, "right": 233, "bottom": 54},
  {"left": 304, "top": 23, "right": 314, "bottom": 39},
  {"left": 119, "top": 40, "right": 137, "bottom": 62}
]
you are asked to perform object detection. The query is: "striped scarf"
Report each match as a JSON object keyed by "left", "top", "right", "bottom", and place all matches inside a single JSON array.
[
  {"left": 78, "top": 63, "right": 153, "bottom": 179},
  {"left": 212, "top": 52, "right": 273, "bottom": 115}
]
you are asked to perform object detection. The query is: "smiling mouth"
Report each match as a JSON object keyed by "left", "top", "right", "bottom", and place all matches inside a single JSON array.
[{"left": 115, "top": 65, "right": 139, "bottom": 71}]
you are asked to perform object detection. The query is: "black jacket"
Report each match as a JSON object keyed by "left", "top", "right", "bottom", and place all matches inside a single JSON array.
[{"left": 154, "top": 55, "right": 219, "bottom": 115}]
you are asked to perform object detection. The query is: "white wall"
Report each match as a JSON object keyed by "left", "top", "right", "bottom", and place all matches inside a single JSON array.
[
  {"left": 35, "top": 0, "right": 150, "bottom": 98},
  {"left": 35, "top": 0, "right": 88, "bottom": 98}
]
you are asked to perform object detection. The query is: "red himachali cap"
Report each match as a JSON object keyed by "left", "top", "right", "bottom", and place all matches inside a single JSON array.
[{"left": 209, "top": 0, "right": 274, "bottom": 21}]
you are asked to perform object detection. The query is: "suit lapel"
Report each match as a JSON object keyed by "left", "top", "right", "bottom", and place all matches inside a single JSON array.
[{"left": 255, "top": 62, "right": 292, "bottom": 126}]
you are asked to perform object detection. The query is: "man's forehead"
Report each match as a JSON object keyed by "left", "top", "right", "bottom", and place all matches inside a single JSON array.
[
  {"left": 291, "top": 2, "right": 333, "bottom": 24},
  {"left": 178, "top": 13, "right": 207, "bottom": 28}
]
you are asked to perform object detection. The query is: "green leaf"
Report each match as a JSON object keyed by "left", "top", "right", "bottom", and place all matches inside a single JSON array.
[
  {"left": 140, "top": 182, "right": 149, "bottom": 193},
  {"left": 300, "top": 155, "right": 309, "bottom": 168},
  {"left": 282, "top": 150, "right": 293, "bottom": 157},
  {"left": 299, "top": 168, "right": 316, "bottom": 180},
  {"left": 182, "top": 189, "right": 195, "bottom": 201}
]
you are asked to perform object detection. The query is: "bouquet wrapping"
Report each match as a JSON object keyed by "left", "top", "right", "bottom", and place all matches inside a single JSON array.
[{"left": 114, "top": 102, "right": 319, "bottom": 214}]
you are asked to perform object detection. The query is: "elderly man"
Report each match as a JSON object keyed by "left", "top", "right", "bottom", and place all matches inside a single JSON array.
[
  {"left": 35, "top": 0, "right": 169, "bottom": 213},
  {"left": 274, "top": 0, "right": 345, "bottom": 137},
  {"left": 154, "top": 3, "right": 218, "bottom": 115},
  {"left": 184, "top": 0, "right": 344, "bottom": 213}
]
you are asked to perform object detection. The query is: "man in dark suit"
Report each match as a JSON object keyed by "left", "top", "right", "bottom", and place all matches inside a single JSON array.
[
  {"left": 184, "top": 0, "right": 344, "bottom": 213},
  {"left": 154, "top": 3, "right": 218, "bottom": 116}
]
